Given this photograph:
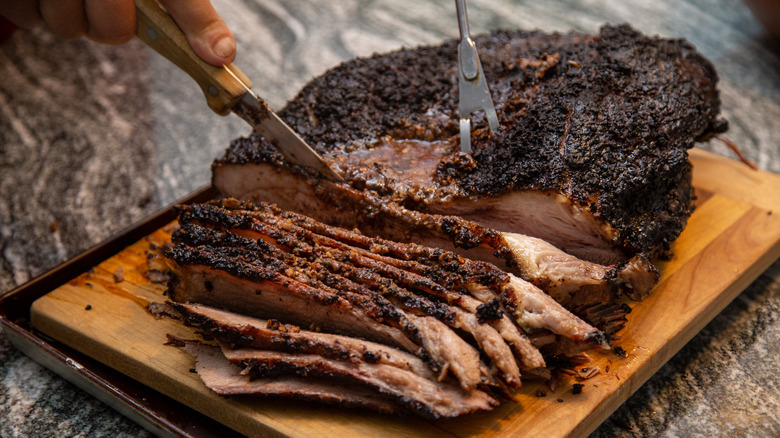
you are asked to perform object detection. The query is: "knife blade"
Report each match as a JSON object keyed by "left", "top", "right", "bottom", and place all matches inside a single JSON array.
[
  {"left": 224, "top": 70, "right": 344, "bottom": 181},
  {"left": 134, "top": 0, "right": 343, "bottom": 181}
]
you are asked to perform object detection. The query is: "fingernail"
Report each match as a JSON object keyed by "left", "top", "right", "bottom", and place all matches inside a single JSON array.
[{"left": 212, "top": 36, "right": 235, "bottom": 59}]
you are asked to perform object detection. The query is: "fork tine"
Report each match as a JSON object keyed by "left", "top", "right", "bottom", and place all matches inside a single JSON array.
[{"left": 459, "top": 118, "right": 472, "bottom": 152}]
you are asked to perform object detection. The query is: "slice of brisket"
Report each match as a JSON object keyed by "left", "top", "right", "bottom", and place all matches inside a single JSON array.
[
  {"left": 173, "top": 339, "right": 403, "bottom": 414},
  {"left": 151, "top": 302, "right": 437, "bottom": 379}
]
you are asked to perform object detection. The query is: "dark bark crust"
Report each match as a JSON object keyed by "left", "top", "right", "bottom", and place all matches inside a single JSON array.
[{"left": 216, "top": 24, "right": 724, "bottom": 257}]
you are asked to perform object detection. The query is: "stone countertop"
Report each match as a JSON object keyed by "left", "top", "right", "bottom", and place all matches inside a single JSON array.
[{"left": 1, "top": 0, "right": 778, "bottom": 436}]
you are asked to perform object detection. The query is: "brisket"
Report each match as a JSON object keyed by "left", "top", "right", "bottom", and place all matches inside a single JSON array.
[
  {"left": 213, "top": 24, "right": 725, "bottom": 264},
  {"left": 151, "top": 22, "right": 729, "bottom": 420}
]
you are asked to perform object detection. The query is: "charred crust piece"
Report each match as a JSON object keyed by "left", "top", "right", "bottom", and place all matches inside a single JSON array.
[{"left": 476, "top": 299, "right": 504, "bottom": 324}]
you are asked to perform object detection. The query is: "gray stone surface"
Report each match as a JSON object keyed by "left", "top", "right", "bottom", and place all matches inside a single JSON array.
[{"left": 1, "top": 0, "right": 778, "bottom": 436}]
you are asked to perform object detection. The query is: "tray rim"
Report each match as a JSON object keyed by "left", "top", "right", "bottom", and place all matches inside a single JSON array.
[{"left": 0, "top": 185, "right": 243, "bottom": 438}]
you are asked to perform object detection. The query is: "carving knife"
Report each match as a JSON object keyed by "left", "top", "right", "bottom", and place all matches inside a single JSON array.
[{"left": 134, "top": 0, "right": 343, "bottom": 181}]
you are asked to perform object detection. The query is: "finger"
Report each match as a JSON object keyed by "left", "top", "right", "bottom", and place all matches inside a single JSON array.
[
  {"left": 39, "top": 0, "right": 87, "bottom": 39},
  {"left": 0, "top": 0, "right": 44, "bottom": 29},
  {"left": 84, "top": 0, "right": 136, "bottom": 44},
  {"left": 158, "top": 0, "right": 235, "bottom": 66}
]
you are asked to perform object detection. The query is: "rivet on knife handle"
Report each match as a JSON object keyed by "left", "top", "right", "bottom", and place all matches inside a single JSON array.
[{"left": 134, "top": 0, "right": 245, "bottom": 115}]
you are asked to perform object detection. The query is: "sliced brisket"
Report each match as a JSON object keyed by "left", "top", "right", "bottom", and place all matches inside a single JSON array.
[{"left": 164, "top": 199, "right": 608, "bottom": 390}]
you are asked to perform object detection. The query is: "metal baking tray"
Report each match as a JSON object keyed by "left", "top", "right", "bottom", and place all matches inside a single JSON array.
[{"left": 0, "top": 186, "right": 243, "bottom": 438}]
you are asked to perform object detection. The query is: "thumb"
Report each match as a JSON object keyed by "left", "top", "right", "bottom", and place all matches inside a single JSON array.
[{"left": 157, "top": 0, "right": 236, "bottom": 66}]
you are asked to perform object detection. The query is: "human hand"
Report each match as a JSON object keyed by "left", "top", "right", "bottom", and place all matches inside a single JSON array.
[{"left": 0, "top": 0, "right": 235, "bottom": 66}]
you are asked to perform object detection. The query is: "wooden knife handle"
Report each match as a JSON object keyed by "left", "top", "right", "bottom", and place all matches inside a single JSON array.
[{"left": 134, "top": 0, "right": 252, "bottom": 115}]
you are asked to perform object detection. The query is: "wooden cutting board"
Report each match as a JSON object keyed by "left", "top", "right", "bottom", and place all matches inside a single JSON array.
[{"left": 29, "top": 148, "right": 780, "bottom": 438}]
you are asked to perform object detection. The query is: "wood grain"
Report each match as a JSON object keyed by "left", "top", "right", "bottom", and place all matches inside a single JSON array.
[{"left": 29, "top": 148, "right": 780, "bottom": 437}]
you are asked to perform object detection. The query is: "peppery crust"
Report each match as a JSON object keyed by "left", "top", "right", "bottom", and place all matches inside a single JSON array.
[{"left": 216, "top": 24, "right": 725, "bottom": 257}]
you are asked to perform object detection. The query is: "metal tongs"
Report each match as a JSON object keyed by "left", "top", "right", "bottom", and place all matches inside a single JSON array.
[{"left": 455, "top": 0, "right": 499, "bottom": 153}]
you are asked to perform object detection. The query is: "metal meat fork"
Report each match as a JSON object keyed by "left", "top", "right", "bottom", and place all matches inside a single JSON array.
[{"left": 455, "top": 0, "right": 499, "bottom": 153}]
